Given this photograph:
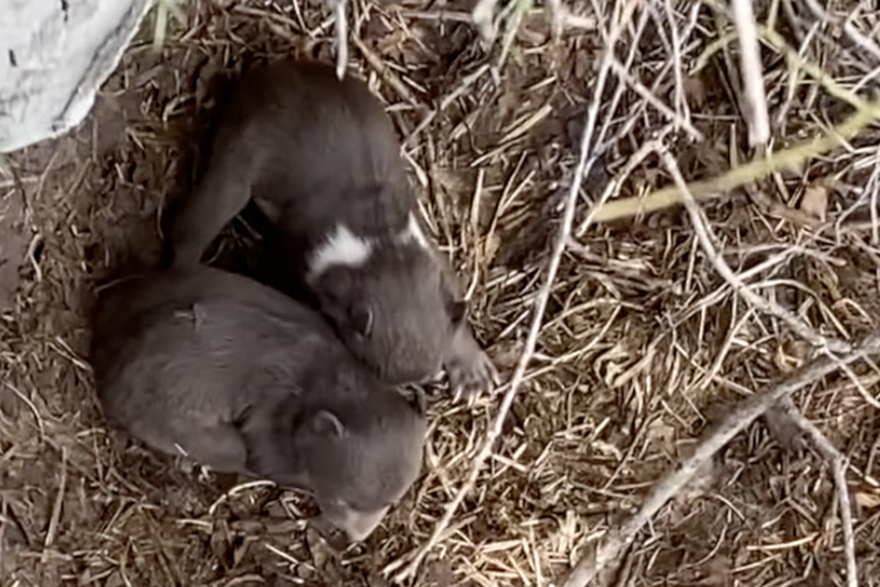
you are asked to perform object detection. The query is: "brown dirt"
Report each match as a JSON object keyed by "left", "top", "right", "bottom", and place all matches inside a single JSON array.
[
  {"left": 0, "top": 186, "right": 28, "bottom": 311},
  {"left": 1, "top": 1, "right": 880, "bottom": 586}
]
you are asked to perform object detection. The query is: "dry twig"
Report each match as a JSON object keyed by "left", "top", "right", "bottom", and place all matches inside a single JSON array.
[
  {"left": 776, "top": 397, "right": 858, "bottom": 587},
  {"left": 562, "top": 331, "right": 880, "bottom": 587},
  {"left": 590, "top": 103, "right": 880, "bottom": 222},
  {"left": 332, "top": 0, "right": 348, "bottom": 79},
  {"left": 388, "top": 1, "right": 640, "bottom": 581},
  {"left": 730, "top": 0, "right": 770, "bottom": 145},
  {"left": 662, "top": 149, "right": 860, "bottom": 587},
  {"left": 352, "top": 36, "right": 420, "bottom": 106},
  {"left": 659, "top": 149, "right": 849, "bottom": 353},
  {"left": 41, "top": 447, "right": 67, "bottom": 564},
  {"left": 472, "top": 0, "right": 499, "bottom": 41}
]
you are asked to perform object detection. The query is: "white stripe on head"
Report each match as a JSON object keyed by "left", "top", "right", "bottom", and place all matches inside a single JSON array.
[
  {"left": 309, "top": 223, "right": 374, "bottom": 279},
  {"left": 397, "top": 213, "right": 432, "bottom": 250}
]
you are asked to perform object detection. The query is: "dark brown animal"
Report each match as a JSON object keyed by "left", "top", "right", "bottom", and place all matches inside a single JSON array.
[
  {"left": 166, "top": 59, "right": 498, "bottom": 400},
  {"left": 90, "top": 265, "right": 426, "bottom": 542}
]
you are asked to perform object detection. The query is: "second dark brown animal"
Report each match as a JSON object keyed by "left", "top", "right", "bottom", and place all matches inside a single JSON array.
[
  {"left": 166, "top": 59, "right": 498, "bottom": 400},
  {"left": 90, "top": 264, "right": 426, "bottom": 542}
]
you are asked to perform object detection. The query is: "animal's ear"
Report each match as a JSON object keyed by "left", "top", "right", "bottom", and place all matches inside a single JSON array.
[
  {"left": 314, "top": 269, "right": 359, "bottom": 327},
  {"left": 314, "top": 267, "right": 355, "bottom": 304},
  {"left": 311, "top": 410, "right": 346, "bottom": 438},
  {"left": 408, "top": 388, "right": 427, "bottom": 417},
  {"left": 347, "top": 302, "right": 374, "bottom": 338}
]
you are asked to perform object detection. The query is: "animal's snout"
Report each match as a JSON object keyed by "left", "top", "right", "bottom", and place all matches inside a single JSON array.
[
  {"left": 378, "top": 348, "right": 443, "bottom": 387},
  {"left": 329, "top": 505, "right": 390, "bottom": 542},
  {"left": 382, "top": 364, "right": 442, "bottom": 388}
]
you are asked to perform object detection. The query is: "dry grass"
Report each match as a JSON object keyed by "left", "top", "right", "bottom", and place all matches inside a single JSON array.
[{"left": 1, "top": 0, "right": 880, "bottom": 585}]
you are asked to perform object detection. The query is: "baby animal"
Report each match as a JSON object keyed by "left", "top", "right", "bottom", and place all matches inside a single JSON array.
[
  {"left": 90, "top": 264, "right": 426, "bottom": 542},
  {"left": 167, "top": 58, "right": 498, "bottom": 400}
]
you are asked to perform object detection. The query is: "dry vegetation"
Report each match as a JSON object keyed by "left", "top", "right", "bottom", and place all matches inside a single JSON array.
[{"left": 1, "top": 0, "right": 880, "bottom": 585}]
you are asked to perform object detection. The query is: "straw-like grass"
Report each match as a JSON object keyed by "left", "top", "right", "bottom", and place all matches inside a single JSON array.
[{"left": 1, "top": 0, "right": 879, "bottom": 585}]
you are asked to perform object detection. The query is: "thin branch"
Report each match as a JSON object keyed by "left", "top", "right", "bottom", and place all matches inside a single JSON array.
[
  {"left": 353, "top": 37, "right": 420, "bottom": 107},
  {"left": 832, "top": 453, "right": 859, "bottom": 587},
  {"left": 562, "top": 331, "right": 880, "bottom": 587},
  {"left": 41, "top": 447, "right": 67, "bottom": 565},
  {"left": 730, "top": 0, "right": 770, "bottom": 145},
  {"left": 386, "top": 2, "right": 641, "bottom": 581},
  {"left": 333, "top": 0, "right": 348, "bottom": 80},
  {"left": 609, "top": 57, "right": 705, "bottom": 142},
  {"left": 836, "top": 350, "right": 880, "bottom": 409},
  {"left": 660, "top": 0, "right": 692, "bottom": 130},
  {"left": 776, "top": 397, "right": 858, "bottom": 587},
  {"left": 803, "top": 0, "right": 880, "bottom": 62},
  {"left": 590, "top": 102, "right": 880, "bottom": 222},
  {"left": 659, "top": 149, "right": 850, "bottom": 353},
  {"left": 472, "top": 0, "right": 499, "bottom": 41}
]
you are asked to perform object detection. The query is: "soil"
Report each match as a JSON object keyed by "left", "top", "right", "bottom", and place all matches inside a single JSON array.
[{"left": 2, "top": 1, "right": 880, "bottom": 586}]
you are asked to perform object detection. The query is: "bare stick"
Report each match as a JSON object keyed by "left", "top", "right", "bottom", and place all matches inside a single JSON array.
[
  {"left": 387, "top": 3, "right": 640, "bottom": 581},
  {"left": 777, "top": 397, "right": 858, "bottom": 587},
  {"left": 831, "top": 453, "right": 858, "bottom": 587},
  {"left": 404, "top": 64, "right": 491, "bottom": 148},
  {"left": 837, "top": 357, "right": 880, "bottom": 409},
  {"left": 609, "top": 57, "right": 704, "bottom": 141},
  {"left": 590, "top": 103, "right": 880, "bottom": 222},
  {"left": 41, "top": 447, "right": 68, "bottom": 564},
  {"left": 472, "top": 0, "right": 498, "bottom": 41},
  {"left": 333, "top": 0, "right": 348, "bottom": 80},
  {"left": 658, "top": 150, "right": 850, "bottom": 354},
  {"left": 545, "top": 0, "right": 563, "bottom": 39},
  {"left": 803, "top": 0, "right": 880, "bottom": 62},
  {"left": 730, "top": 0, "right": 770, "bottom": 145},
  {"left": 562, "top": 331, "right": 880, "bottom": 587},
  {"left": 352, "top": 37, "right": 420, "bottom": 107}
]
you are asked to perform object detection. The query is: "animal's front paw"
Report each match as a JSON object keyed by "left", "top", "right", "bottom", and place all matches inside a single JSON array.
[
  {"left": 172, "top": 453, "right": 214, "bottom": 482},
  {"left": 445, "top": 349, "right": 500, "bottom": 404}
]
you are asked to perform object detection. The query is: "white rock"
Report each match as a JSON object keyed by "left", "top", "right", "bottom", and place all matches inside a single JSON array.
[{"left": 0, "top": 0, "right": 153, "bottom": 153}]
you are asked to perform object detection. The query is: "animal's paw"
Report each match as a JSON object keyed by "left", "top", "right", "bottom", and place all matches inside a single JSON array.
[
  {"left": 172, "top": 454, "right": 214, "bottom": 482},
  {"left": 307, "top": 517, "right": 349, "bottom": 552},
  {"left": 446, "top": 349, "right": 500, "bottom": 405}
]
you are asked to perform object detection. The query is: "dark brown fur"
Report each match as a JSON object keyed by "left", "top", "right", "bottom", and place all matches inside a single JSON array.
[
  {"left": 167, "top": 59, "right": 498, "bottom": 398},
  {"left": 90, "top": 265, "right": 426, "bottom": 542}
]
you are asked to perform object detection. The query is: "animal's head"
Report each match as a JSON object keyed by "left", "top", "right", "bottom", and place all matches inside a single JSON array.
[
  {"left": 311, "top": 245, "right": 467, "bottom": 385},
  {"left": 296, "top": 389, "right": 427, "bottom": 542}
]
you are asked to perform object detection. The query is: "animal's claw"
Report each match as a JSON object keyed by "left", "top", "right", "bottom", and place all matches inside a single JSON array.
[{"left": 445, "top": 349, "right": 498, "bottom": 404}]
